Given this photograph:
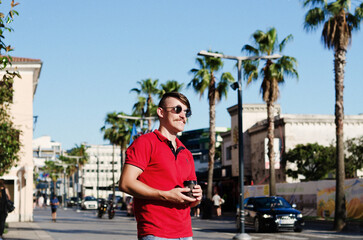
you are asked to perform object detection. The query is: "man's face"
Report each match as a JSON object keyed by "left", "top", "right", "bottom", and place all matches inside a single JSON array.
[{"left": 158, "top": 97, "right": 190, "bottom": 134}]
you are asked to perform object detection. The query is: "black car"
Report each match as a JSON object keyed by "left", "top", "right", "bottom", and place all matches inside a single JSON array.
[
  {"left": 242, "top": 196, "right": 304, "bottom": 232},
  {"left": 66, "top": 197, "right": 79, "bottom": 207}
]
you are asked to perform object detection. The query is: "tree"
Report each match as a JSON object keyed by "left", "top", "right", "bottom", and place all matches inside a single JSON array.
[
  {"left": 241, "top": 27, "right": 298, "bottom": 196},
  {"left": 67, "top": 144, "right": 89, "bottom": 198},
  {"left": 59, "top": 155, "right": 77, "bottom": 198},
  {"left": 101, "top": 111, "right": 134, "bottom": 173},
  {"left": 130, "top": 78, "right": 159, "bottom": 131},
  {"left": 68, "top": 144, "right": 89, "bottom": 167},
  {"left": 0, "top": 0, "right": 21, "bottom": 176},
  {"left": 158, "top": 80, "right": 184, "bottom": 98},
  {"left": 345, "top": 136, "right": 363, "bottom": 178},
  {"left": 283, "top": 143, "right": 336, "bottom": 181},
  {"left": 302, "top": 0, "right": 363, "bottom": 231},
  {"left": 42, "top": 160, "right": 63, "bottom": 196},
  {"left": 188, "top": 51, "right": 234, "bottom": 199}
]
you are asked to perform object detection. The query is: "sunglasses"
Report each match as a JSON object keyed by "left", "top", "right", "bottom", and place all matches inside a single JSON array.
[{"left": 163, "top": 105, "right": 192, "bottom": 118}]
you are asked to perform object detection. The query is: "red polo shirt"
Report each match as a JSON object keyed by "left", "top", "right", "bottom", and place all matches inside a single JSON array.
[{"left": 125, "top": 130, "right": 197, "bottom": 238}]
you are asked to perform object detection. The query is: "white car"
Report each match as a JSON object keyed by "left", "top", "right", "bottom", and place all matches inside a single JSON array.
[{"left": 81, "top": 196, "right": 98, "bottom": 210}]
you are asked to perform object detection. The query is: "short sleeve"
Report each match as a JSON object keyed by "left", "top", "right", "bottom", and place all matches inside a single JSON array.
[{"left": 125, "top": 134, "right": 153, "bottom": 171}]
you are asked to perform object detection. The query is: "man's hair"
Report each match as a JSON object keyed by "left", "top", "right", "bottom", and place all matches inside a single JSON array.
[{"left": 158, "top": 92, "right": 191, "bottom": 110}]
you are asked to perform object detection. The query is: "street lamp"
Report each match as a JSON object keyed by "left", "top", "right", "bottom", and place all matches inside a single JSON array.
[{"left": 198, "top": 50, "right": 281, "bottom": 240}]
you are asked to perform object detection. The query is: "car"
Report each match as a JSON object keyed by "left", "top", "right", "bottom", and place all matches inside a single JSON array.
[
  {"left": 66, "top": 197, "right": 79, "bottom": 207},
  {"left": 241, "top": 196, "right": 304, "bottom": 232},
  {"left": 81, "top": 196, "right": 98, "bottom": 210}
]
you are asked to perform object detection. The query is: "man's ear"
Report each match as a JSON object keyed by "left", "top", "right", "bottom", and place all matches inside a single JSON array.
[{"left": 156, "top": 107, "right": 164, "bottom": 119}]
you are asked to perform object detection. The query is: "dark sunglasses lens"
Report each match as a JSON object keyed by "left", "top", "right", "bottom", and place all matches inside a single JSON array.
[
  {"left": 186, "top": 109, "right": 192, "bottom": 118},
  {"left": 174, "top": 106, "right": 182, "bottom": 114}
]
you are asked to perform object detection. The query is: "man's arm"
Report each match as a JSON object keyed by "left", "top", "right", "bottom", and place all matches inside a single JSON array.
[{"left": 119, "top": 164, "right": 197, "bottom": 204}]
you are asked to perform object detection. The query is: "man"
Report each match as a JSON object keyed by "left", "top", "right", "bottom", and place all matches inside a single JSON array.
[
  {"left": 119, "top": 92, "right": 202, "bottom": 240},
  {"left": 50, "top": 196, "right": 59, "bottom": 222}
]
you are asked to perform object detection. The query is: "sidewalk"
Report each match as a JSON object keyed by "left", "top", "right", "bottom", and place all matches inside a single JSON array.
[{"left": 4, "top": 221, "right": 53, "bottom": 240}]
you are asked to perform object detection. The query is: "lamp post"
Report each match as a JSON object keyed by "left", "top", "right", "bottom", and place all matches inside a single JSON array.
[{"left": 198, "top": 50, "right": 281, "bottom": 240}]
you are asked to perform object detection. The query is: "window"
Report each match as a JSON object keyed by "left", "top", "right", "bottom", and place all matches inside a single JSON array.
[{"left": 226, "top": 146, "right": 232, "bottom": 160}]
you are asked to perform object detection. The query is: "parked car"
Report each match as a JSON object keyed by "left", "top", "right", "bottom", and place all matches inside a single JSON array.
[
  {"left": 66, "top": 197, "right": 79, "bottom": 207},
  {"left": 240, "top": 196, "right": 304, "bottom": 232},
  {"left": 81, "top": 196, "right": 98, "bottom": 210}
]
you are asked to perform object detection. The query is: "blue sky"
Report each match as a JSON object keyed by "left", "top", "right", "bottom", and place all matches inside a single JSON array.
[{"left": 7, "top": 0, "right": 363, "bottom": 150}]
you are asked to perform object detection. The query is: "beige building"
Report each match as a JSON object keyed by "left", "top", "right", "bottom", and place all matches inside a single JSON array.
[
  {"left": 83, "top": 144, "right": 122, "bottom": 199},
  {"left": 1, "top": 57, "right": 42, "bottom": 222},
  {"left": 221, "top": 104, "right": 363, "bottom": 185}
]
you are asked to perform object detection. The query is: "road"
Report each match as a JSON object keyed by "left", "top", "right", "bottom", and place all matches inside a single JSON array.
[{"left": 30, "top": 208, "right": 361, "bottom": 240}]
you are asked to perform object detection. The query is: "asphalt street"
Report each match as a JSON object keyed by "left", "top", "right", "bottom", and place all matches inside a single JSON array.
[{"left": 5, "top": 207, "right": 363, "bottom": 240}]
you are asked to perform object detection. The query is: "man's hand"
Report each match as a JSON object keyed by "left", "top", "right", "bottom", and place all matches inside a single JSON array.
[
  {"left": 162, "top": 187, "right": 197, "bottom": 204},
  {"left": 162, "top": 185, "right": 202, "bottom": 204},
  {"left": 191, "top": 184, "right": 202, "bottom": 201}
]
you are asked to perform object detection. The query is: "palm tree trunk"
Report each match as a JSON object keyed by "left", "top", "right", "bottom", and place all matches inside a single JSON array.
[
  {"left": 267, "top": 101, "right": 276, "bottom": 196},
  {"left": 207, "top": 78, "right": 216, "bottom": 200},
  {"left": 333, "top": 48, "right": 346, "bottom": 231}
]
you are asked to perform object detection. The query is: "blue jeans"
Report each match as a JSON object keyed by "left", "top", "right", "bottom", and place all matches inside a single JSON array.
[{"left": 139, "top": 236, "right": 193, "bottom": 240}]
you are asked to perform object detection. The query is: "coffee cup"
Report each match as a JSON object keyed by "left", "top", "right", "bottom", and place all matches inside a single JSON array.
[{"left": 183, "top": 180, "right": 197, "bottom": 198}]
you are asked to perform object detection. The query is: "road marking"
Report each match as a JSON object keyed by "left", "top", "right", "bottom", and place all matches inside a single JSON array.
[
  {"left": 284, "top": 231, "right": 363, "bottom": 239},
  {"left": 253, "top": 233, "right": 308, "bottom": 239}
]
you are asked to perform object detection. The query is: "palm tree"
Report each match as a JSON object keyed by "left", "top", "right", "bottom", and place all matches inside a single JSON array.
[
  {"left": 188, "top": 51, "right": 235, "bottom": 200},
  {"left": 241, "top": 27, "right": 298, "bottom": 196},
  {"left": 101, "top": 111, "right": 134, "bottom": 199},
  {"left": 59, "top": 155, "right": 78, "bottom": 198},
  {"left": 101, "top": 111, "right": 133, "bottom": 168},
  {"left": 67, "top": 144, "right": 89, "bottom": 199},
  {"left": 158, "top": 80, "right": 184, "bottom": 98},
  {"left": 130, "top": 78, "right": 159, "bottom": 131},
  {"left": 302, "top": 0, "right": 363, "bottom": 231},
  {"left": 43, "top": 160, "right": 63, "bottom": 196}
]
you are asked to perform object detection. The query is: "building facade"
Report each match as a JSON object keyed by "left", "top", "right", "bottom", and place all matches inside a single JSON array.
[
  {"left": 82, "top": 144, "right": 122, "bottom": 199},
  {"left": 178, "top": 127, "right": 228, "bottom": 174},
  {"left": 32, "top": 136, "right": 63, "bottom": 204},
  {"left": 221, "top": 104, "right": 363, "bottom": 185},
  {"left": 33, "top": 136, "right": 63, "bottom": 174},
  {"left": 1, "top": 57, "right": 42, "bottom": 222}
]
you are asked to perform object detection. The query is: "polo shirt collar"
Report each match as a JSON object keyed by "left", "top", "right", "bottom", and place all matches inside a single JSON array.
[{"left": 153, "top": 129, "right": 185, "bottom": 149}]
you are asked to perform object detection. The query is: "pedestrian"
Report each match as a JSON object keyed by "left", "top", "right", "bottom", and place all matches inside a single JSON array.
[
  {"left": 193, "top": 202, "right": 201, "bottom": 218},
  {"left": 38, "top": 195, "right": 44, "bottom": 208},
  {"left": 50, "top": 196, "right": 59, "bottom": 222},
  {"left": 119, "top": 92, "right": 202, "bottom": 240},
  {"left": 212, "top": 191, "right": 224, "bottom": 216},
  {"left": 0, "top": 179, "right": 11, "bottom": 240}
]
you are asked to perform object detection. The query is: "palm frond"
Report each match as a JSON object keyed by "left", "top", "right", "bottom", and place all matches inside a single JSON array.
[
  {"left": 242, "top": 60, "right": 259, "bottom": 85},
  {"left": 241, "top": 44, "right": 259, "bottom": 55},
  {"left": 279, "top": 34, "right": 294, "bottom": 52},
  {"left": 355, "top": 3, "right": 363, "bottom": 21},
  {"left": 216, "top": 72, "right": 235, "bottom": 102},
  {"left": 304, "top": 7, "right": 327, "bottom": 31},
  {"left": 303, "top": 0, "right": 327, "bottom": 8}
]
